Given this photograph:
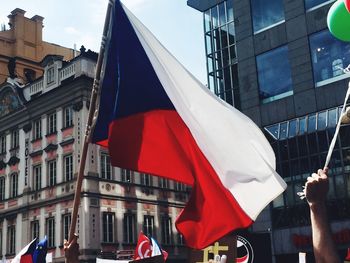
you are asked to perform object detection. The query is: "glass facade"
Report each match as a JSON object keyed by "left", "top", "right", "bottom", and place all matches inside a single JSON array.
[
  {"left": 266, "top": 107, "right": 350, "bottom": 228},
  {"left": 204, "top": 0, "right": 240, "bottom": 108},
  {"left": 256, "top": 46, "right": 293, "bottom": 103},
  {"left": 309, "top": 29, "right": 350, "bottom": 87},
  {"left": 305, "top": 0, "right": 335, "bottom": 10},
  {"left": 251, "top": 0, "right": 285, "bottom": 33}
]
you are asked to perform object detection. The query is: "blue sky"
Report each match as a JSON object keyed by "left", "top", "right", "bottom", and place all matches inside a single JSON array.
[{"left": 0, "top": 0, "right": 207, "bottom": 84}]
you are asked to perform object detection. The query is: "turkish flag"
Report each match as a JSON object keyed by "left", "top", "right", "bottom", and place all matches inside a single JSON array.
[{"left": 134, "top": 232, "right": 152, "bottom": 260}]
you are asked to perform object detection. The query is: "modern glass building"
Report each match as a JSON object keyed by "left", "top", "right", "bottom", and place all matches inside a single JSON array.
[{"left": 188, "top": 0, "right": 350, "bottom": 262}]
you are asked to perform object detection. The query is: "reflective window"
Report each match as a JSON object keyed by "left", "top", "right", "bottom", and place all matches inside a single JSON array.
[
  {"left": 257, "top": 46, "right": 293, "bottom": 103},
  {"left": 305, "top": 0, "right": 335, "bottom": 11},
  {"left": 308, "top": 114, "right": 316, "bottom": 133},
  {"left": 280, "top": 122, "right": 288, "bottom": 140},
  {"left": 288, "top": 120, "right": 297, "bottom": 138},
  {"left": 328, "top": 108, "right": 337, "bottom": 127},
  {"left": 299, "top": 117, "right": 307, "bottom": 134},
  {"left": 204, "top": 1, "right": 239, "bottom": 108},
  {"left": 318, "top": 111, "right": 327, "bottom": 130},
  {"left": 226, "top": 0, "right": 234, "bottom": 22},
  {"left": 251, "top": 0, "right": 285, "bottom": 33},
  {"left": 309, "top": 30, "right": 350, "bottom": 87}
]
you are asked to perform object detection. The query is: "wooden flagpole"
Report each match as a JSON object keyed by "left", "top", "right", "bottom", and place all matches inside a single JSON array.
[{"left": 67, "top": 0, "right": 114, "bottom": 251}]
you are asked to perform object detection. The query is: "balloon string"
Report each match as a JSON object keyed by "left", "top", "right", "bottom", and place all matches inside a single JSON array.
[
  {"left": 297, "top": 66, "right": 350, "bottom": 200},
  {"left": 324, "top": 81, "right": 350, "bottom": 169}
]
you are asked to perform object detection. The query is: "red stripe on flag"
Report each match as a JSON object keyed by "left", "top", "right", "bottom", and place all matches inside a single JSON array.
[{"left": 105, "top": 110, "right": 252, "bottom": 249}]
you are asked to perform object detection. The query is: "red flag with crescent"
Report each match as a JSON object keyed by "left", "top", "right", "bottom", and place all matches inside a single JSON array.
[{"left": 134, "top": 232, "right": 152, "bottom": 260}]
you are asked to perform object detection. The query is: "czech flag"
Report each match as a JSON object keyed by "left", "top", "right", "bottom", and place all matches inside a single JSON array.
[
  {"left": 11, "top": 237, "right": 47, "bottom": 263},
  {"left": 92, "top": 0, "right": 286, "bottom": 249}
]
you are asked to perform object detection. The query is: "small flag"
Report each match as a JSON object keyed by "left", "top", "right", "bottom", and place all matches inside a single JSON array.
[
  {"left": 33, "top": 237, "right": 48, "bottom": 263},
  {"left": 134, "top": 232, "right": 152, "bottom": 260},
  {"left": 92, "top": 0, "right": 286, "bottom": 249},
  {"left": 11, "top": 238, "right": 37, "bottom": 263}
]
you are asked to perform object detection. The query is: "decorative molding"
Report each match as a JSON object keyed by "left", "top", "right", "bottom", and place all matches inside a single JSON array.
[
  {"left": 0, "top": 159, "right": 6, "bottom": 169},
  {"left": 44, "top": 144, "right": 58, "bottom": 153},
  {"left": 7, "top": 156, "right": 20, "bottom": 166},
  {"left": 22, "top": 123, "right": 32, "bottom": 133},
  {"left": 72, "top": 101, "right": 83, "bottom": 112},
  {"left": 60, "top": 138, "right": 75, "bottom": 147},
  {"left": 29, "top": 150, "right": 43, "bottom": 157}
]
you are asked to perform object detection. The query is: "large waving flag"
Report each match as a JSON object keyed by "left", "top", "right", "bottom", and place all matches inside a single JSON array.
[
  {"left": 92, "top": 0, "right": 286, "bottom": 249},
  {"left": 12, "top": 237, "right": 48, "bottom": 263}
]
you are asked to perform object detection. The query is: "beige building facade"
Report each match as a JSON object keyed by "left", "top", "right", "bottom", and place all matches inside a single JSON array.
[{"left": 0, "top": 8, "right": 76, "bottom": 85}]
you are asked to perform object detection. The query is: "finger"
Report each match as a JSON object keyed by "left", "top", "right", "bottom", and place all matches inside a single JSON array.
[
  {"left": 312, "top": 172, "right": 318, "bottom": 178},
  {"left": 307, "top": 176, "right": 314, "bottom": 182},
  {"left": 324, "top": 167, "right": 329, "bottom": 174}
]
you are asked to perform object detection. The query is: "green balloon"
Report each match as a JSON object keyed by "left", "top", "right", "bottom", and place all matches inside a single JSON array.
[{"left": 327, "top": 0, "right": 350, "bottom": 42}]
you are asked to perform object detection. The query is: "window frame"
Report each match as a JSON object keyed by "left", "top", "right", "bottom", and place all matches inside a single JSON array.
[
  {"left": 48, "top": 159, "right": 57, "bottom": 187},
  {"left": 7, "top": 225, "right": 15, "bottom": 255},
  {"left": 102, "top": 212, "right": 115, "bottom": 243},
  {"left": 47, "top": 112, "right": 57, "bottom": 135},
  {"left": 9, "top": 173, "right": 18, "bottom": 198},
  {"left": 100, "top": 153, "right": 112, "bottom": 180},
  {"left": 33, "top": 165, "right": 42, "bottom": 191},
  {"left": 123, "top": 213, "right": 136, "bottom": 244},
  {"left": 63, "top": 106, "right": 73, "bottom": 128},
  {"left": 33, "top": 119, "right": 42, "bottom": 140},
  {"left": 10, "top": 129, "right": 19, "bottom": 149},
  {"left": 30, "top": 220, "right": 40, "bottom": 240},
  {"left": 46, "top": 217, "right": 55, "bottom": 248},
  {"left": 64, "top": 154, "right": 73, "bottom": 181}
]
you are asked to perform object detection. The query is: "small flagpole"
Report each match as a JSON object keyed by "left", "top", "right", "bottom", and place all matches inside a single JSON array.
[{"left": 67, "top": 0, "right": 114, "bottom": 254}]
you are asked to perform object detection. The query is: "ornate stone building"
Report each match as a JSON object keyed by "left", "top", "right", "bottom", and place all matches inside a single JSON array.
[{"left": 0, "top": 49, "right": 189, "bottom": 262}]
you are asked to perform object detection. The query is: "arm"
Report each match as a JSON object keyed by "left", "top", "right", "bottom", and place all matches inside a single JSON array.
[{"left": 305, "top": 168, "right": 340, "bottom": 263}]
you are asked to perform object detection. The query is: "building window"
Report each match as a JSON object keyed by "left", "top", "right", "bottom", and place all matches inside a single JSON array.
[
  {"left": 305, "top": 0, "right": 335, "bottom": 11},
  {"left": 141, "top": 173, "right": 153, "bottom": 194},
  {"left": 143, "top": 215, "right": 154, "bottom": 237},
  {"left": 47, "top": 67, "right": 55, "bottom": 84},
  {"left": 46, "top": 217, "right": 55, "bottom": 248},
  {"left": 100, "top": 153, "right": 112, "bottom": 180},
  {"left": 257, "top": 45, "right": 293, "bottom": 103},
  {"left": 141, "top": 173, "right": 152, "bottom": 187},
  {"left": 33, "top": 165, "right": 42, "bottom": 191},
  {"left": 48, "top": 160, "right": 57, "bottom": 186},
  {"left": 11, "top": 129, "right": 19, "bottom": 149},
  {"left": 0, "top": 177, "right": 5, "bottom": 201},
  {"left": 175, "top": 182, "right": 186, "bottom": 191},
  {"left": 47, "top": 112, "right": 57, "bottom": 134},
  {"left": 63, "top": 107, "right": 73, "bottom": 128},
  {"left": 10, "top": 173, "right": 18, "bottom": 198},
  {"left": 102, "top": 213, "right": 114, "bottom": 243},
  {"left": 0, "top": 134, "right": 6, "bottom": 154},
  {"left": 161, "top": 216, "right": 172, "bottom": 245},
  {"left": 251, "top": 0, "right": 285, "bottom": 33},
  {"left": 177, "top": 233, "right": 185, "bottom": 246},
  {"left": 309, "top": 29, "right": 350, "bottom": 87},
  {"left": 7, "top": 225, "right": 15, "bottom": 255},
  {"left": 31, "top": 220, "right": 40, "bottom": 240},
  {"left": 123, "top": 213, "right": 136, "bottom": 244},
  {"left": 64, "top": 155, "right": 73, "bottom": 181},
  {"left": 62, "top": 214, "right": 71, "bottom": 242},
  {"left": 121, "top": 169, "right": 133, "bottom": 183},
  {"left": 33, "top": 119, "right": 42, "bottom": 140},
  {"left": 159, "top": 178, "right": 169, "bottom": 189}
]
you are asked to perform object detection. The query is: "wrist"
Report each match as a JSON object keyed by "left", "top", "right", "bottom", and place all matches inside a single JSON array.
[{"left": 309, "top": 201, "right": 327, "bottom": 212}]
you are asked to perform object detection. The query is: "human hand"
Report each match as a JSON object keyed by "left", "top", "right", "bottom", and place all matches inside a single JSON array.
[
  {"left": 305, "top": 168, "right": 329, "bottom": 207},
  {"left": 64, "top": 234, "right": 79, "bottom": 263}
]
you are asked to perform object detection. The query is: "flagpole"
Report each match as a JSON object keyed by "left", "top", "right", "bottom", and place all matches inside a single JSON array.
[{"left": 67, "top": 0, "right": 114, "bottom": 251}]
